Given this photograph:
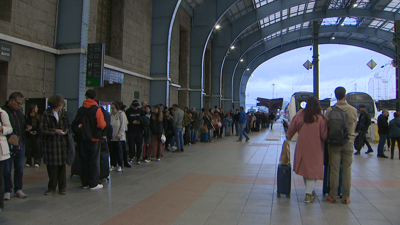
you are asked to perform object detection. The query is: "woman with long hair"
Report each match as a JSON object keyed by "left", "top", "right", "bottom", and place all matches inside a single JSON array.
[
  {"left": 286, "top": 96, "right": 328, "bottom": 203},
  {"left": 149, "top": 105, "right": 167, "bottom": 161},
  {"left": 39, "top": 95, "right": 70, "bottom": 195},
  {"left": 109, "top": 103, "right": 128, "bottom": 172},
  {"left": 25, "top": 104, "right": 41, "bottom": 167}
]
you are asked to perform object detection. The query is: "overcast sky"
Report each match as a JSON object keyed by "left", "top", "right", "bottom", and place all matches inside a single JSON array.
[{"left": 246, "top": 44, "right": 394, "bottom": 105}]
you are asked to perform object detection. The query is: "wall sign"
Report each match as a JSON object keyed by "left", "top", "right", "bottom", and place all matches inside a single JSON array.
[
  {"left": 86, "top": 43, "right": 105, "bottom": 87},
  {"left": 0, "top": 42, "right": 12, "bottom": 62},
  {"left": 104, "top": 69, "right": 124, "bottom": 84}
]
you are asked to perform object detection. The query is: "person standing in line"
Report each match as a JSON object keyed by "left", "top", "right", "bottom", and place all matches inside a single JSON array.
[
  {"left": 39, "top": 95, "right": 70, "bottom": 195},
  {"left": 236, "top": 107, "right": 250, "bottom": 142},
  {"left": 25, "top": 104, "right": 41, "bottom": 168},
  {"left": 172, "top": 104, "right": 184, "bottom": 153},
  {"left": 376, "top": 110, "right": 389, "bottom": 158},
  {"left": 0, "top": 107, "right": 12, "bottom": 211},
  {"left": 141, "top": 105, "right": 151, "bottom": 163},
  {"left": 219, "top": 108, "right": 224, "bottom": 138},
  {"left": 354, "top": 105, "right": 373, "bottom": 155},
  {"left": 286, "top": 97, "right": 328, "bottom": 203},
  {"left": 190, "top": 107, "right": 199, "bottom": 144},
  {"left": 388, "top": 112, "right": 400, "bottom": 159},
  {"left": 125, "top": 100, "right": 146, "bottom": 164},
  {"left": 183, "top": 107, "right": 192, "bottom": 145},
  {"left": 149, "top": 105, "right": 167, "bottom": 161},
  {"left": 269, "top": 112, "right": 276, "bottom": 130},
  {"left": 223, "top": 112, "right": 232, "bottom": 136},
  {"left": 164, "top": 109, "right": 174, "bottom": 151},
  {"left": 230, "top": 110, "right": 234, "bottom": 135},
  {"left": 233, "top": 109, "right": 240, "bottom": 136},
  {"left": 109, "top": 103, "right": 128, "bottom": 172},
  {"left": 2, "top": 92, "right": 29, "bottom": 199},
  {"left": 74, "top": 90, "right": 106, "bottom": 190},
  {"left": 326, "top": 87, "right": 357, "bottom": 204}
]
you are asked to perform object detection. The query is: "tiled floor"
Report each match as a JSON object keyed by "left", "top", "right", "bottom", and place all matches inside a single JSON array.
[{"left": 1, "top": 123, "right": 400, "bottom": 225}]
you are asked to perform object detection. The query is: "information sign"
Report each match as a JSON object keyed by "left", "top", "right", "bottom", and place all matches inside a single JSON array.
[{"left": 86, "top": 43, "right": 105, "bottom": 87}]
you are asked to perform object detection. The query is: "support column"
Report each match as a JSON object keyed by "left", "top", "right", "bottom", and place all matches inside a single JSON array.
[
  {"left": 312, "top": 20, "right": 319, "bottom": 99},
  {"left": 395, "top": 21, "right": 400, "bottom": 111},
  {"left": 150, "top": 0, "right": 181, "bottom": 107},
  {"left": 55, "top": 0, "right": 90, "bottom": 119}
]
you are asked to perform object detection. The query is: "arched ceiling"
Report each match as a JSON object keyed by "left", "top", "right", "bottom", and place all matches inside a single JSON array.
[{"left": 183, "top": 0, "right": 400, "bottom": 107}]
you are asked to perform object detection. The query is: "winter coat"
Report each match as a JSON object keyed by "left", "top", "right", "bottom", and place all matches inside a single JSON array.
[
  {"left": 110, "top": 111, "right": 127, "bottom": 141},
  {"left": 356, "top": 112, "right": 371, "bottom": 132},
  {"left": 150, "top": 114, "right": 167, "bottom": 135},
  {"left": 1, "top": 103, "right": 27, "bottom": 143},
  {"left": 191, "top": 112, "right": 200, "bottom": 130},
  {"left": 39, "top": 108, "right": 70, "bottom": 166},
  {"left": 203, "top": 114, "right": 213, "bottom": 130},
  {"left": 378, "top": 114, "right": 389, "bottom": 135},
  {"left": 165, "top": 115, "right": 174, "bottom": 136},
  {"left": 287, "top": 109, "right": 328, "bottom": 180},
  {"left": 389, "top": 118, "right": 400, "bottom": 138},
  {"left": 183, "top": 113, "right": 192, "bottom": 127},
  {"left": 172, "top": 108, "right": 184, "bottom": 128},
  {"left": 0, "top": 108, "right": 12, "bottom": 161},
  {"left": 26, "top": 114, "right": 40, "bottom": 139},
  {"left": 223, "top": 117, "right": 232, "bottom": 126}
]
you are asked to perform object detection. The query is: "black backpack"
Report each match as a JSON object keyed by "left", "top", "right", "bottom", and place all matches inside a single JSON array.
[
  {"left": 71, "top": 106, "right": 98, "bottom": 142},
  {"left": 327, "top": 106, "right": 349, "bottom": 146}
]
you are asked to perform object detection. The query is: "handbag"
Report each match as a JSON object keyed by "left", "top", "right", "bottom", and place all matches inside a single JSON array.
[
  {"left": 7, "top": 133, "right": 22, "bottom": 157},
  {"left": 279, "top": 140, "right": 290, "bottom": 165},
  {"left": 217, "top": 122, "right": 222, "bottom": 128}
]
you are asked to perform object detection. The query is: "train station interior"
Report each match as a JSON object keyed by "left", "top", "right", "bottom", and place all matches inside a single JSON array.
[{"left": 1, "top": 0, "right": 400, "bottom": 224}]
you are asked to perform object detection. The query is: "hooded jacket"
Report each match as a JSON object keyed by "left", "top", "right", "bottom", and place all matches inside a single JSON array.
[
  {"left": 0, "top": 108, "right": 12, "bottom": 161},
  {"left": 75, "top": 99, "right": 106, "bottom": 141}
]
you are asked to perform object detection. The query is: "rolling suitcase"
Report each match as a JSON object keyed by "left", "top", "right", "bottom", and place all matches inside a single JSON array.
[
  {"left": 277, "top": 163, "right": 291, "bottom": 198},
  {"left": 322, "top": 164, "right": 343, "bottom": 198},
  {"left": 70, "top": 144, "right": 82, "bottom": 177},
  {"left": 200, "top": 133, "right": 209, "bottom": 142}
]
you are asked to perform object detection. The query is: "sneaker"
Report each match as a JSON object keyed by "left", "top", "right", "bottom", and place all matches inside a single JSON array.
[
  {"left": 109, "top": 166, "right": 115, "bottom": 172},
  {"left": 34, "top": 164, "right": 39, "bottom": 168},
  {"left": 136, "top": 160, "right": 141, "bottom": 165},
  {"left": 4, "top": 192, "right": 10, "bottom": 200},
  {"left": 82, "top": 186, "right": 89, "bottom": 189},
  {"left": 327, "top": 195, "right": 337, "bottom": 203},
  {"left": 365, "top": 150, "right": 374, "bottom": 154},
  {"left": 188, "top": 143, "right": 191, "bottom": 146},
  {"left": 156, "top": 158, "right": 161, "bottom": 162},
  {"left": 143, "top": 159, "right": 150, "bottom": 163},
  {"left": 236, "top": 140, "right": 242, "bottom": 142},
  {"left": 25, "top": 164, "right": 30, "bottom": 167},
  {"left": 59, "top": 189, "right": 67, "bottom": 195},
  {"left": 377, "top": 155, "right": 389, "bottom": 158},
  {"left": 116, "top": 166, "right": 122, "bottom": 172},
  {"left": 305, "top": 194, "right": 312, "bottom": 203},
  {"left": 44, "top": 190, "right": 54, "bottom": 195},
  {"left": 172, "top": 146, "right": 177, "bottom": 150},
  {"left": 354, "top": 151, "right": 360, "bottom": 155},
  {"left": 14, "top": 190, "right": 27, "bottom": 198},
  {"left": 342, "top": 198, "right": 350, "bottom": 204},
  {"left": 245, "top": 138, "right": 250, "bottom": 142},
  {"left": 124, "top": 163, "right": 132, "bottom": 168},
  {"left": 89, "top": 184, "right": 103, "bottom": 190}
]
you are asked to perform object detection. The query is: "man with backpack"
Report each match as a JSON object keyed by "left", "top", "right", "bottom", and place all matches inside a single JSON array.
[
  {"left": 326, "top": 87, "right": 357, "bottom": 204},
  {"left": 354, "top": 105, "right": 373, "bottom": 155},
  {"left": 72, "top": 90, "right": 106, "bottom": 190}
]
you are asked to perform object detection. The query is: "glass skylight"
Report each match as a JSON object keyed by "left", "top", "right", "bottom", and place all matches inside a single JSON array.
[{"left": 384, "top": 0, "right": 400, "bottom": 12}]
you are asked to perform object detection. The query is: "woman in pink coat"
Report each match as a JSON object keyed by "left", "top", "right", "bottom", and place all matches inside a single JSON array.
[{"left": 286, "top": 96, "right": 328, "bottom": 203}]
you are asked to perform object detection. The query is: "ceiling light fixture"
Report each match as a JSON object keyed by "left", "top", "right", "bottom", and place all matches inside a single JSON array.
[
  {"left": 231, "top": 46, "right": 235, "bottom": 49},
  {"left": 215, "top": 24, "right": 221, "bottom": 29},
  {"left": 240, "top": 59, "right": 244, "bottom": 62}
]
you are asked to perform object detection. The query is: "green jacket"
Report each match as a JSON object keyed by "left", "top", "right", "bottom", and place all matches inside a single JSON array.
[{"left": 191, "top": 112, "right": 200, "bottom": 130}]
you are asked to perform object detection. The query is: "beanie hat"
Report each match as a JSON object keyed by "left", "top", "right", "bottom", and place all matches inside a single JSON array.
[{"left": 131, "top": 100, "right": 140, "bottom": 106}]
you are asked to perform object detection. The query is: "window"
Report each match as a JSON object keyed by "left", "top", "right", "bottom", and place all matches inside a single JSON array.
[
  {"left": 96, "top": 0, "right": 112, "bottom": 56},
  {"left": 0, "top": 0, "right": 12, "bottom": 22}
]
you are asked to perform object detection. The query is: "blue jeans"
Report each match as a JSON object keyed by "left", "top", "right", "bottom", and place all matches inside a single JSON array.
[
  {"left": 191, "top": 129, "right": 198, "bottom": 143},
  {"left": 377, "top": 134, "right": 387, "bottom": 156},
  {"left": 224, "top": 125, "right": 230, "bottom": 136},
  {"left": 239, "top": 123, "right": 249, "bottom": 141},
  {"left": 173, "top": 127, "right": 184, "bottom": 150},
  {"left": 3, "top": 144, "right": 25, "bottom": 193}
]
